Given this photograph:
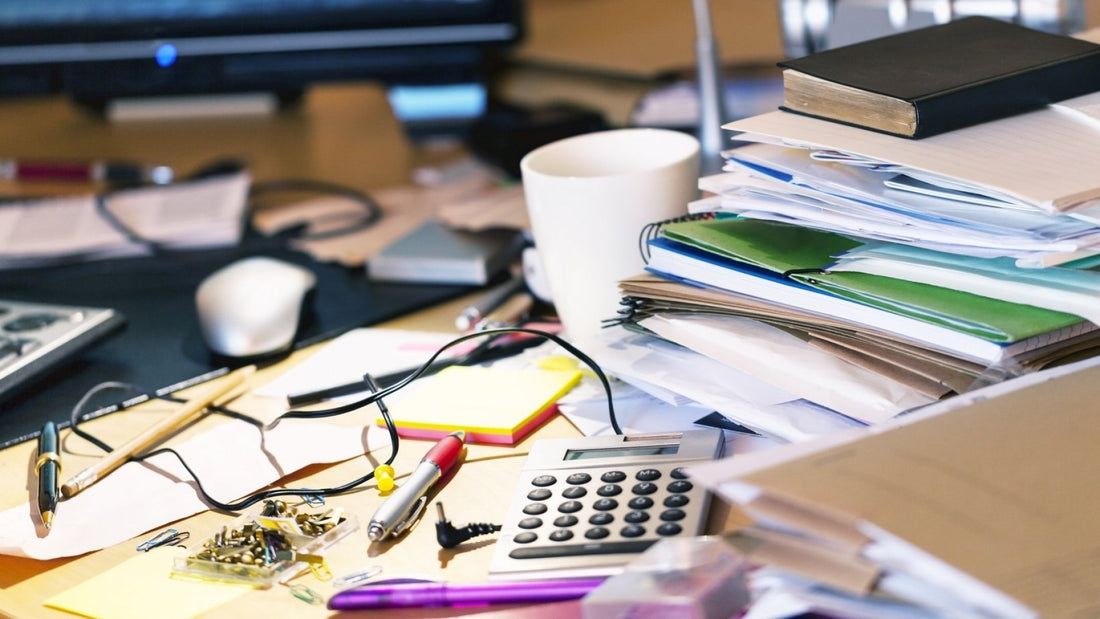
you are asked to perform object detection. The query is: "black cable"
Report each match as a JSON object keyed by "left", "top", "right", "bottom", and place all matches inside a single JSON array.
[
  {"left": 269, "top": 327, "right": 621, "bottom": 434},
  {"left": 68, "top": 382, "right": 145, "bottom": 453},
  {"left": 66, "top": 327, "right": 620, "bottom": 513},
  {"left": 248, "top": 177, "right": 383, "bottom": 241}
]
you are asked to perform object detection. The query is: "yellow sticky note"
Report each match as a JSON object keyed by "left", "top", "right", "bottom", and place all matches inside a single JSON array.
[
  {"left": 45, "top": 548, "right": 251, "bottom": 619},
  {"left": 381, "top": 365, "right": 582, "bottom": 444}
]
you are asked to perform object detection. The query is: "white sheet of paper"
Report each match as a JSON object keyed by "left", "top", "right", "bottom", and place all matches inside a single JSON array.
[
  {"left": 727, "top": 101, "right": 1100, "bottom": 213},
  {"left": 639, "top": 313, "right": 933, "bottom": 425},
  {"left": 582, "top": 328, "right": 864, "bottom": 442},
  {"left": 256, "top": 328, "right": 464, "bottom": 398},
  {"left": 0, "top": 415, "right": 388, "bottom": 560},
  {"left": 0, "top": 171, "right": 250, "bottom": 268}
]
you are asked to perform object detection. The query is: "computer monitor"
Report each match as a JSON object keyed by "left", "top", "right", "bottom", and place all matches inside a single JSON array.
[{"left": 0, "top": 0, "right": 524, "bottom": 124}]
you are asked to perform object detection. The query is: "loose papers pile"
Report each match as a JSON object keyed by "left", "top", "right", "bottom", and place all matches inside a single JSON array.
[
  {"left": 0, "top": 170, "right": 251, "bottom": 269},
  {"left": 598, "top": 86, "right": 1100, "bottom": 619},
  {"left": 612, "top": 90, "right": 1100, "bottom": 439}
]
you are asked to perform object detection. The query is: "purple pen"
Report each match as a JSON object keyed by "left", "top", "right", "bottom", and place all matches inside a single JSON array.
[{"left": 327, "top": 578, "right": 606, "bottom": 610}]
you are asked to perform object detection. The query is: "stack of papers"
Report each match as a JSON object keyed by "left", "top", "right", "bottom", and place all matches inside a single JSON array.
[
  {"left": 686, "top": 355, "right": 1100, "bottom": 618},
  {"left": 0, "top": 171, "right": 251, "bottom": 269},
  {"left": 609, "top": 92, "right": 1100, "bottom": 436}
]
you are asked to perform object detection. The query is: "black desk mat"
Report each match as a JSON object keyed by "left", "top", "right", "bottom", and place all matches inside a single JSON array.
[{"left": 0, "top": 243, "right": 473, "bottom": 448}]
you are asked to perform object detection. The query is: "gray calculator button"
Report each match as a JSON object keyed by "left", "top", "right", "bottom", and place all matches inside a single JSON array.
[
  {"left": 660, "top": 509, "right": 686, "bottom": 522},
  {"left": 527, "top": 488, "right": 552, "bottom": 501},
  {"left": 592, "top": 498, "right": 618, "bottom": 511},
  {"left": 566, "top": 473, "right": 591, "bottom": 484},
  {"left": 558, "top": 500, "right": 583, "bottom": 513},
  {"left": 600, "top": 470, "right": 627, "bottom": 483},
  {"left": 531, "top": 475, "right": 557, "bottom": 487},
  {"left": 549, "top": 529, "right": 574, "bottom": 542},
  {"left": 4, "top": 313, "right": 59, "bottom": 332},
  {"left": 585, "top": 527, "right": 610, "bottom": 540},
  {"left": 596, "top": 484, "right": 622, "bottom": 497},
  {"left": 562, "top": 486, "right": 587, "bottom": 499},
  {"left": 631, "top": 482, "right": 658, "bottom": 495},
  {"left": 667, "top": 480, "right": 693, "bottom": 493},
  {"left": 509, "top": 539, "right": 656, "bottom": 560},
  {"left": 514, "top": 532, "right": 538, "bottom": 544},
  {"left": 656, "top": 522, "right": 683, "bottom": 536},
  {"left": 624, "top": 510, "right": 649, "bottom": 523},
  {"left": 670, "top": 467, "right": 690, "bottom": 479},
  {"left": 523, "top": 503, "right": 548, "bottom": 515},
  {"left": 663, "top": 494, "right": 690, "bottom": 508},
  {"left": 554, "top": 515, "right": 578, "bottom": 527},
  {"left": 628, "top": 496, "right": 654, "bottom": 510},
  {"left": 519, "top": 517, "right": 543, "bottom": 529},
  {"left": 588, "top": 512, "right": 613, "bottom": 525},
  {"left": 621, "top": 525, "right": 646, "bottom": 538},
  {"left": 635, "top": 468, "right": 661, "bottom": 481}
]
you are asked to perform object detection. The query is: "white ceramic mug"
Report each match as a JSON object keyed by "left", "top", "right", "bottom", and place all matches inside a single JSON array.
[{"left": 521, "top": 128, "right": 701, "bottom": 345}]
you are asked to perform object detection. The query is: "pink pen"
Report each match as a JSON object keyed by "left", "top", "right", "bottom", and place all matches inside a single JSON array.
[{"left": 0, "top": 158, "right": 173, "bottom": 184}]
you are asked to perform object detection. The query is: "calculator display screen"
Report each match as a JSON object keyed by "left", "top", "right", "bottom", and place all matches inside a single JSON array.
[{"left": 563, "top": 444, "right": 679, "bottom": 461}]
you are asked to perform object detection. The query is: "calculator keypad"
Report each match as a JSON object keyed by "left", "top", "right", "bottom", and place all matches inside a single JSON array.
[
  {"left": 501, "top": 465, "right": 706, "bottom": 563},
  {"left": 488, "top": 429, "right": 723, "bottom": 580}
]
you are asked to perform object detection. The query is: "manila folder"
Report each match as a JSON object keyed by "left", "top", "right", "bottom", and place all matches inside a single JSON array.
[{"left": 691, "top": 358, "right": 1100, "bottom": 617}]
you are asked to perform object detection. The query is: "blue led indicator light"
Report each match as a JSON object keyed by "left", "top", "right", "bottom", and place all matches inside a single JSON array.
[{"left": 155, "top": 43, "right": 177, "bottom": 67}]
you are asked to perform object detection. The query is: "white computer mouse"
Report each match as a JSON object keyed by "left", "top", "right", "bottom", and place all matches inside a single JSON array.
[{"left": 195, "top": 256, "right": 317, "bottom": 358}]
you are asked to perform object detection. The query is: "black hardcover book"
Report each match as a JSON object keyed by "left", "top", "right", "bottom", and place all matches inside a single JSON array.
[{"left": 778, "top": 16, "right": 1100, "bottom": 138}]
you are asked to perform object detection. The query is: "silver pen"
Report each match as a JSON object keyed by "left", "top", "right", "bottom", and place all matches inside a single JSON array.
[
  {"left": 454, "top": 276, "right": 525, "bottom": 331},
  {"left": 367, "top": 431, "right": 466, "bottom": 542}
]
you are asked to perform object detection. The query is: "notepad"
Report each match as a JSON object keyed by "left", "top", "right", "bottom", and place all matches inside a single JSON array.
[
  {"left": 379, "top": 365, "right": 582, "bottom": 444},
  {"left": 44, "top": 547, "right": 251, "bottom": 619}
]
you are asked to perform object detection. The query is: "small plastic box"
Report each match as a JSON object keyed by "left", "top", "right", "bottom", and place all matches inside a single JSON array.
[
  {"left": 172, "top": 504, "right": 358, "bottom": 588},
  {"left": 581, "top": 536, "right": 751, "bottom": 619}
]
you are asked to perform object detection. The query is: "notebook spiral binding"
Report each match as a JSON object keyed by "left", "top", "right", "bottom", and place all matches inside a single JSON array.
[{"left": 637, "top": 212, "right": 717, "bottom": 265}]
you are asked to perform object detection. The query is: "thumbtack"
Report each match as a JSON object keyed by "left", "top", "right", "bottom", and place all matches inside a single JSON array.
[{"left": 374, "top": 464, "right": 395, "bottom": 492}]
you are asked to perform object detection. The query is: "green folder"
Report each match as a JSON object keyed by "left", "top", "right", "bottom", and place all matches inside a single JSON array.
[{"left": 659, "top": 217, "right": 1083, "bottom": 343}]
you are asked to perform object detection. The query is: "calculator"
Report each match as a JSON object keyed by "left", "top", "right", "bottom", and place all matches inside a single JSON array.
[
  {"left": 0, "top": 300, "right": 123, "bottom": 402},
  {"left": 488, "top": 429, "right": 724, "bottom": 580}
]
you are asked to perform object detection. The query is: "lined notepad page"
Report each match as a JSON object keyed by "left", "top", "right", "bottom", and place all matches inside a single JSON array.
[{"left": 727, "top": 94, "right": 1100, "bottom": 214}]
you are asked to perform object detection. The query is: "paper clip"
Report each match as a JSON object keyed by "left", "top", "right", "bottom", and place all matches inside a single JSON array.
[
  {"left": 309, "top": 560, "right": 333, "bottom": 582},
  {"left": 136, "top": 528, "right": 189, "bottom": 551},
  {"left": 332, "top": 564, "right": 384, "bottom": 588},
  {"left": 301, "top": 494, "right": 325, "bottom": 506},
  {"left": 288, "top": 583, "right": 325, "bottom": 605}
]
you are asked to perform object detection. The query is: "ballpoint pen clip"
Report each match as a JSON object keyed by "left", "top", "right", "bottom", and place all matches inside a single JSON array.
[{"left": 390, "top": 495, "right": 429, "bottom": 538}]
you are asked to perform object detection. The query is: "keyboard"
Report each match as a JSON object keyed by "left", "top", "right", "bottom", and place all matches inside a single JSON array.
[{"left": 0, "top": 300, "right": 124, "bottom": 402}]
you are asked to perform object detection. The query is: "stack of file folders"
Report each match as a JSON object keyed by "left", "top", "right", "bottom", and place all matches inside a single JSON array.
[{"left": 612, "top": 90, "right": 1100, "bottom": 432}]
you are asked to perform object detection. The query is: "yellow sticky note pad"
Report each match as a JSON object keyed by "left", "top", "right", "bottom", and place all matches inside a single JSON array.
[
  {"left": 45, "top": 548, "right": 251, "bottom": 619},
  {"left": 380, "top": 365, "right": 582, "bottom": 444}
]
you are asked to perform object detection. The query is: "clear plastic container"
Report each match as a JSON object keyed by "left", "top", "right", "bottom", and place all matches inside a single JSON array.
[
  {"left": 581, "top": 536, "right": 751, "bottom": 619},
  {"left": 172, "top": 503, "right": 358, "bottom": 588}
]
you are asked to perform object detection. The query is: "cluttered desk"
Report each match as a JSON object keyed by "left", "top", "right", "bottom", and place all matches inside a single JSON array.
[{"left": 6, "top": 1, "right": 1100, "bottom": 618}]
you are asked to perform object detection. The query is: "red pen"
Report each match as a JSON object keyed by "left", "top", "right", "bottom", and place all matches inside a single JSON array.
[{"left": 367, "top": 431, "right": 466, "bottom": 541}]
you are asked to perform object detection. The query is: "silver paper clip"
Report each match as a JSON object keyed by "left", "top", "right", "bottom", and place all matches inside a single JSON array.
[
  {"left": 136, "top": 528, "right": 189, "bottom": 551},
  {"left": 332, "top": 564, "right": 384, "bottom": 588}
]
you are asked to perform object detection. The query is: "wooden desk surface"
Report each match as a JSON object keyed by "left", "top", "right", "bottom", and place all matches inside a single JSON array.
[
  {"left": 0, "top": 84, "right": 416, "bottom": 193},
  {"left": 0, "top": 85, "right": 587, "bottom": 618}
]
